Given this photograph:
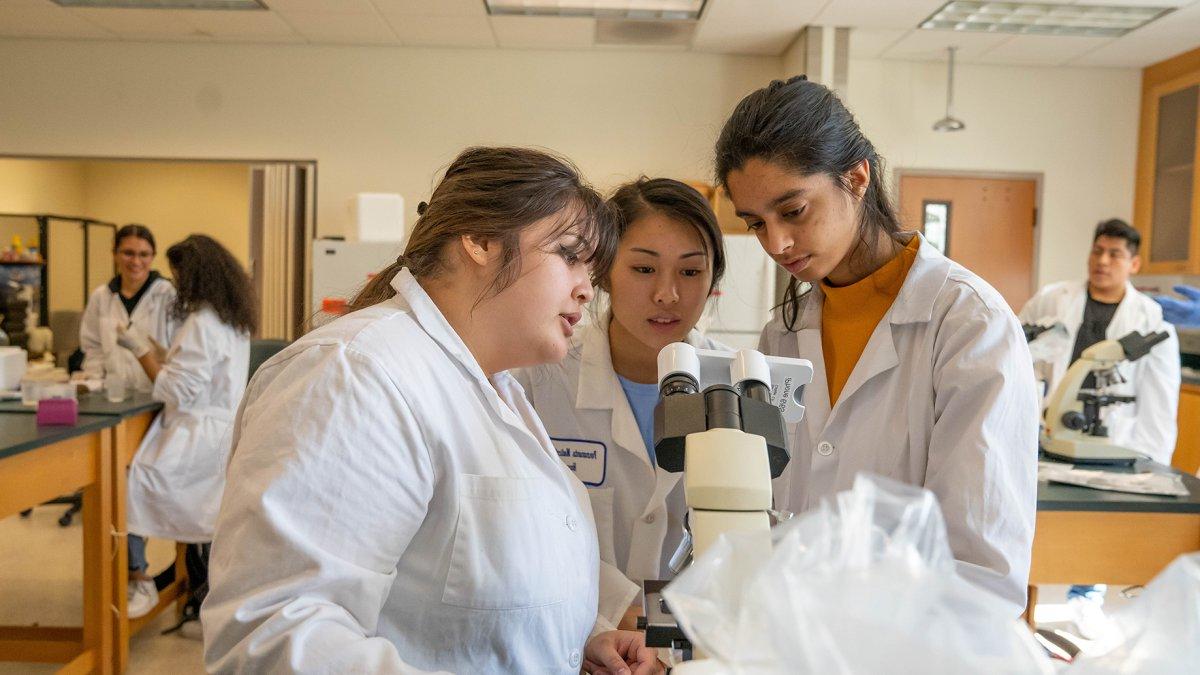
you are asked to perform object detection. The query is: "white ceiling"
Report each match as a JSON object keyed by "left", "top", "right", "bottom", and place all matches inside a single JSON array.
[{"left": 0, "top": 0, "right": 1197, "bottom": 67}]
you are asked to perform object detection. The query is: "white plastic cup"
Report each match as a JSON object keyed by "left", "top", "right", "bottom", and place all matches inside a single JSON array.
[{"left": 105, "top": 373, "right": 127, "bottom": 403}]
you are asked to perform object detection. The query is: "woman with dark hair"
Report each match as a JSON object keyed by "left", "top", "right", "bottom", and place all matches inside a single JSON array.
[
  {"left": 202, "top": 148, "right": 659, "bottom": 675},
  {"left": 78, "top": 223, "right": 178, "bottom": 389},
  {"left": 715, "top": 77, "right": 1038, "bottom": 614},
  {"left": 116, "top": 234, "right": 253, "bottom": 619},
  {"left": 515, "top": 177, "right": 728, "bottom": 630}
]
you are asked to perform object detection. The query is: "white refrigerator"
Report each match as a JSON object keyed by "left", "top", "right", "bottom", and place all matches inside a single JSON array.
[
  {"left": 310, "top": 238, "right": 404, "bottom": 322},
  {"left": 701, "top": 234, "right": 777, "bottom": 350}
]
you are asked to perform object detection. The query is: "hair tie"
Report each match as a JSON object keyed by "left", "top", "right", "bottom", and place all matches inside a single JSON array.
[{"left": 416, "top": 201, "right": 429, "bottom": 216}]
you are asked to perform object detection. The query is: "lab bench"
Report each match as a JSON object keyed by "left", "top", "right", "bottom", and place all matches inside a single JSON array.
[
  {"left": 1028, "top": 459, "right": 1200, "bottom": 625},
  {"left": 0, "top": 394, "right": 173, "bottom": 674}
]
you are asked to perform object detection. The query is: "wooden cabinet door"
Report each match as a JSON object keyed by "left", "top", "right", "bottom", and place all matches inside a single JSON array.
[
  {"left": 1175, "top": 385, "right": 1200, "bottom": 475},
  {"left": 1135, "top": 45, "right": 1200, "bottom": 274}
]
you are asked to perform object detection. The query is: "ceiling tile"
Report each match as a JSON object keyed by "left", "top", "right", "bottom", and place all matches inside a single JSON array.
[
  {"left": 72, "top": 7, "right": 205, "bottom": 37},
  {"left": 0, "top": 4, "right": 115, "bottom": 39},
  {"left": 882, "top": 28, "right": 1016, "bottom": 62},
  {"left": 489, "top": 15, "right": 594, "bottom": 49},
  {"left": 813, "top": 0, "right": 945, "bottom": 30},
  {"left": 976, "top": 34, "right": 1115, "bottom": 66},
  {"left": 371, "top": 0, "right": 486, "bottom": 16},
  {"left": 384, "top": 13, "right": 495, "bottom": 47},
  {"left": 178, "top": 8, "right": 299, "bottom": 39},
  {"left": 692, "top": 0, "right": 824, "bottom": 55},
  {"left": 850, "top": 27, "right": 910, "bottom": 58},
  {"left": 281, "top": 10, "right": 400, "bottom": 44}
]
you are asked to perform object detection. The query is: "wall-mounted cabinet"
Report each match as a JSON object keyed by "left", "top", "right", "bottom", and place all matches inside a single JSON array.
[{"left": 1136, "top": 46, "right": 1200, "bottom": 273}]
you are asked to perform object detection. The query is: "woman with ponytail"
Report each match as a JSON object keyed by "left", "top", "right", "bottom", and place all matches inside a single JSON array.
[
  {"left": 715, "top": 77, "right": 1038, "bottom": 615},
  {"left": 203, "top": 147, "right": 659, "bottom": 674}
]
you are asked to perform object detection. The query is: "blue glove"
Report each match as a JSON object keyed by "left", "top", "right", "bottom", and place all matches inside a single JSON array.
[{"left": 1153, "top": 285, "right": 1200, "bottom": 327}]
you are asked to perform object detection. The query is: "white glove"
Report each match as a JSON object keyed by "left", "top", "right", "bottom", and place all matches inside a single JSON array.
[{"left": 116, "top": 324, "right": 153, "bottom": 358}]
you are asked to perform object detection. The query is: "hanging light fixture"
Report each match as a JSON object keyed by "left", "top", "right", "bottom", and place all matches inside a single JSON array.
[{"left": 933, "top": 46, "right": 965, "bottom": 133}]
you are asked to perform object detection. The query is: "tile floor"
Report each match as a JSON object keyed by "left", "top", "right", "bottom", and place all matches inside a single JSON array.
[{"left": 0, "top": 506, "right": 203, "bottom": 674}]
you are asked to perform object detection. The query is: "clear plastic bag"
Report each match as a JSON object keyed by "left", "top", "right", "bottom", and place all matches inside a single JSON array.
[
  {"left": 663, "top": 474, "right": 1053, "bottom": 674},
  {"left": 1068, "top": 552, "right": 1200, "bottom": 674}
]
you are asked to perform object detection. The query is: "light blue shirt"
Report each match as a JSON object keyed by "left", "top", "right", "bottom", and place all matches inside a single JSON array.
[{"left": 617, "top": 373, "right": 660, "bottom": 466}]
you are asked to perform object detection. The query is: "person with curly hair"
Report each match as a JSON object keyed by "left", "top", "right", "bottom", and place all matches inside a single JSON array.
[{"left": 116, "top": 234, "right": 254, "bottom": 620}]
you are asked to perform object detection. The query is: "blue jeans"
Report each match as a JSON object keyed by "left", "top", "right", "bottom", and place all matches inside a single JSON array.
[
  {"left": 128, "top": 534, "right": 148, "bottom": 574},
  {"left": 1067, "top": 584, "right": 1106, "bottom": 601}
]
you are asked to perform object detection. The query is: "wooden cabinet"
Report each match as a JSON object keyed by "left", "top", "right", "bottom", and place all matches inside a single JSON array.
[
  {"left": 1176, "top": 384, "right": 1200, "bottom": 475},
  {"left": 1136, "top": 46, "right": 1200, "bottom": 273}
]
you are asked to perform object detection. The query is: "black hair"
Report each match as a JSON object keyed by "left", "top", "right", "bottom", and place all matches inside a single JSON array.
[
  {"left": 113, "top": 224, "right": 156, "bottom": 253},
  {"left": 714, "top": 75, "right": 901, "bottom": 330},
  {"left": 1093, "top": 218, "right": 1140, "bottom": 255},
  {"left": 606, "top": 177, "right": 726, "bottom": 291},
  {"left": 166, "top": 234, "right": 258, "bottom": 335}
]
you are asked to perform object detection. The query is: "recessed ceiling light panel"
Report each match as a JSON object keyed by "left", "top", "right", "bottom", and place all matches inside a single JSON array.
[
  {"left": 52, "top": 0, "right": 265, "bottom": 9},
  {"left": 485, "top": 0, "right": 705, "bottom": 21},
  {"left": 918, "top": 1, "right": 1174, "bottom": 37}
]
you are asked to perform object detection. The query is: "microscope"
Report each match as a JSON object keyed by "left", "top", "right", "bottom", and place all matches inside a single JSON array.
[
  {"left": 638, "top": 344, "right": 812, "bottom": 659},
  {"left": 1041, "top": 330, "right": 1168, "bottom": 465}
]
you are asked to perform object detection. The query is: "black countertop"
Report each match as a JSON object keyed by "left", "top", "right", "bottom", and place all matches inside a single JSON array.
[
  {"left": 0, "top": 413, "right": 119, "bottom": 461},
  {"left": 1038, "top": 458, "right": 1200, "bottom": 514},
  {"left": 0, "top": 391, "right": 162, "bottom": 418}
]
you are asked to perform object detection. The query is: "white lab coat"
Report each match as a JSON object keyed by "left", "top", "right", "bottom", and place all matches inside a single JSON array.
[
  {"left": 126, "top": 306, "right": 249, "bottom": 542},
  {"left": 514, "top": 321, "right": 727, "bottom": 589},
  {"left": 202, "top": 269, "right": 636, "bottom": 675},
  {"left": 761, "top": 235, "right": 1039, "bottom": 613},
  {"left": 1018, "top": 280, "right": 1180, "bottom": 464},
  {"left": 79, "top": 274, "right": 178, "bottom": 390}
]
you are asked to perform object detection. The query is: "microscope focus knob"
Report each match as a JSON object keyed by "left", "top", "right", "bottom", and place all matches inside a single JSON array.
[{"left": 1061, "top": 411, "right": 1087, "bottom": 431}]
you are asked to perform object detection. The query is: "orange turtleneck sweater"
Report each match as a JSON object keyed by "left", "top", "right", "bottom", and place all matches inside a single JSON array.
[{"left": 820, "top": 236, "right": 919, "bottom": 406}]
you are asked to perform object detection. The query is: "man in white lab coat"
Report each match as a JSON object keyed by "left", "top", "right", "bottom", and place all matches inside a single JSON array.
[{"left": 1018, "top": 218, "right": 1180, "bottom": 638}]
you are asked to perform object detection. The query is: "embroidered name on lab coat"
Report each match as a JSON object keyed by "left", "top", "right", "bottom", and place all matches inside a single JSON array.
[{"left": 551, "top": 437, "right": 607, "bottom": 487}]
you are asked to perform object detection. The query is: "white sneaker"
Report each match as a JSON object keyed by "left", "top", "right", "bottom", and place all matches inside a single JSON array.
[
  {"left": 178, "top": 619, "right": 203, "bottom": 641},
  {"left": 1068, "top": 594, "right": 1116, "bottom": 642},
  {"left": 127, "top": 578, "right": 158, "bottom": 619}
]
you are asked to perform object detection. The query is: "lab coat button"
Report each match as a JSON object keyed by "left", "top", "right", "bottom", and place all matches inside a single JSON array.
[
  {"left": 569, "top": 650, "right": 582, "bottom": 668},
  {"left": 817, "top": 441, "right": 834, "bottom": 456},
  {"left": 565, "top": 515, "right": 578, "bottom": 531},
  {"left": 643, "top": 512, "right": 656, "bottom": 524}
]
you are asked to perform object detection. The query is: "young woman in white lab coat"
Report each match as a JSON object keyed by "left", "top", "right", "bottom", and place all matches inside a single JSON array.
[
  {"left": 117, "top": 234, "right": 252, "bottom": 618},
  {"left": 77, "top": 224, "right": 178, "bottom": 389},
  {"left": 515, "top": 178, "right": 727, "bottom": 623},
  {"left": 713, "top": 77, "right": 1039, "bottom": 613},
  {"left": 202, "top": 147, "right": 660, "bottom": 675}
]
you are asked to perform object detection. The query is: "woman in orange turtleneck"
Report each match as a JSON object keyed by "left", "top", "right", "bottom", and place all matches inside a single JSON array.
[{"left": 711, "top": 76, "right": 1039, "bottom": 616}]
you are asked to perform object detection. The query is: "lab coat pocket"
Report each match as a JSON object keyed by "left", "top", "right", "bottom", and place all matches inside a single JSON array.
[
  {"left": 587, "top": 487, "right": 617, "bottom": 565},
  {"left": 443, "top": 474, "right": 575, "bottom": 610}
]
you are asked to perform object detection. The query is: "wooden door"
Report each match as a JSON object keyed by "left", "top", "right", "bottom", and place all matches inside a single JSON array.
[{"left": 899, "top": 175, "right": 1037, "bottom": 311}]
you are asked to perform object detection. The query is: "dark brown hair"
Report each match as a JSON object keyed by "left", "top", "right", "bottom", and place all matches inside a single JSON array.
[
  {"left": 113, "top": 224, "right": 156, "bottom": 253},
  {"left": 347, "top": 146, "right": 618, "bottom": 312},
  {"left": 715, "top": 76, "right": 901, "bottom": 331},
  {"left": 166, "top": 234, "right": 258, "bottom": 335},
  {"left": 606, "top": 177, "right": 726, "bottom": 292},
  {"left": 1094, "top": 218, "right": 1140, "bottom": 255}
]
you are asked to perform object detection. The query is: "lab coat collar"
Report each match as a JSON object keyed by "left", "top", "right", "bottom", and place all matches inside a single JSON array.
[
  {"left": 574, "top": 316, "right": 704, "bottom": 472},
  {"left": 389, "top": 268, "right": 490, "bottom": 384},
  {"left": 886, "top": 233, "right": 952, "bottom": 325},
  {"left": 1058, "top": 280, "right": 1153, "bottom": 341},
  {"left": 574, "top": 316, "right": 705, "bottom": 410}
]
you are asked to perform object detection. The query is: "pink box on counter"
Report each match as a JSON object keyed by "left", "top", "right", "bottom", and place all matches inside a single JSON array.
[{"left": 36, "top": 398, "right": 78, "bottom": 426}]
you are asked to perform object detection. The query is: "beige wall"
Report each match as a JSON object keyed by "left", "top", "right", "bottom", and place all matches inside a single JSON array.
[
  {"left": 0, "top": 39, "right": 781, "bottom": 240},
  {"left": 0, "top": 158, "right": 87, "bottom": 215},
  {"left": 82, "top": 160, "right": 250, "bottom": 274},
  {"left": 844, "top": 58, "right": 1141, "bottom": 289},
  {"left": 0, "top": 37, "right": 1143, "bottom": 295}
]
